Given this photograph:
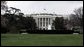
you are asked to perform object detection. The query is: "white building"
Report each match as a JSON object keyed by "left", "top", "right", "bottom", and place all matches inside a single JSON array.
[{"left": 26, "top": 13, "right": 63, "bottom": 30}]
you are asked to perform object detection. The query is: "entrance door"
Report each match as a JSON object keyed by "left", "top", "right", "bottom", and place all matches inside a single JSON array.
[
  {"left": 43, "top": 27, "right": 45, "bottom": 30},
  {"left": 48, "top": 25, "right": 51, "bottom": 30},
  {"left": 43, "top": 28, "right": 45, "bottom": 30}
]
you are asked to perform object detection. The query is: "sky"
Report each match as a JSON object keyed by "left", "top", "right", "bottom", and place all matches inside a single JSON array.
[{"left": 7, "top": 1, "right": 83, "bottom": 16}]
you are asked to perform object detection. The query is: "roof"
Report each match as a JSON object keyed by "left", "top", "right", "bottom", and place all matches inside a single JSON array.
[{"left": 30, "top": 13, "right": 57, "bottom": 16}]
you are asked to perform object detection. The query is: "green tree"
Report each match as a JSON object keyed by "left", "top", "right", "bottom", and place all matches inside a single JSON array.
[
  {"left": 52, "top": 17, "right": 65, "bottom": 30},
  {"left": 1, "top": 1, "right": 9, "bottom": 33},
  {"left": 21, "top": 16, "right": 37, "bottom": 30}
]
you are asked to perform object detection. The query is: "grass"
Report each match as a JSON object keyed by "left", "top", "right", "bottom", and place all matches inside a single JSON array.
[{"left": 1, "top": 34, "right": 83, "bottom": 46}]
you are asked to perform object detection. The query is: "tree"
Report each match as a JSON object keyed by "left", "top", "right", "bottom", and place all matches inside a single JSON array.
[
  {"left": 1, "top": 1, "right": 25, "bottom": 33},
  {"left": 1, "top": 1, "right": 8, "bottom": 10},
  {"left": 69, "top": 7, "right": 83, "bottom": 33},
  {"left": 26, "top": 17, "right": 37, "bottom": 30},
  {"left": 20, "top": 16, "right": 37, "bottom": 30},
  {"left": 69, "top": 7, "right": 83, "bottom": 27},
  {"left": 1, "top": 1, "right": 8, "bottom": 26},
  {"left": 9, "top": 7, "right": 21, "bottom": 14},
  {"left": 74, "top": 7, "right": 83, "bottom": 27},
  {"left": 1, "top": 1, "right": 9, "bottom": 33},
  {"left": 6, "top": 12, "right": 24, "bottom": 33},
  {"left": 74, "top": 7, "right": 83, "bottom": 18},
  {"left": 52, "top": 17, "right": 65, "bottom": 30},
  {"left": 1, "top": 1, "right": 8, "bottom": 15},
  {"left": 1, "top": 15, "right": 9, "bottom": 33}
]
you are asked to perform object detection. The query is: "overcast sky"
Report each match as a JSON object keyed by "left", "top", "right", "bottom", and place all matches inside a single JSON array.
[{"left": 7, "top": 1, "right": 83, "bottom": 15}]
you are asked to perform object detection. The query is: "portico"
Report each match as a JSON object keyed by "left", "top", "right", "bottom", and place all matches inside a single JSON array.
[
  {"left": 38, "top": 18, "right": 51, "bottom": 30},
  {"left": 29, "top": 13, "right": 61, "bottom": 30}
]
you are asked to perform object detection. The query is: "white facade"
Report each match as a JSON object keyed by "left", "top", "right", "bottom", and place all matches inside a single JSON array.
[{"left": 27, "top": 13, "right": 62, "bottom": 30}]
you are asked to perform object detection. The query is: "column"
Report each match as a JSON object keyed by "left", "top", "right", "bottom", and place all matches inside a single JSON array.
[
  {"left": 48, "top": 18, "right": 49, "bottom": 25},
  {"left": 45, "top": 18, "right": 46, "bottom": 30},
  {"left": 50, "top": 18, "right": 51, "bottom": 25},
  {"left": 39, "top": 18, "right": 40, "bottom": 29},
  {"left": 37, "top": 18, "right": 38, "bottom": 27},
  {"left": 47, "top": 18, "right": 49, "bottom": 30},
  {"left": 37, "top": 18, "right": 39, "bottom": 28},
  {"left": 38, "top": 18, "right": 39, "bottom": 28},
  {"left": 42, "top": 18, "right": 43, "bottom": 29},
  {"left": 40, "top": 18, "right": 41, "bottom": 29},
  {"left": 50, "top": 18, "right": 52, "bottom": 25}
]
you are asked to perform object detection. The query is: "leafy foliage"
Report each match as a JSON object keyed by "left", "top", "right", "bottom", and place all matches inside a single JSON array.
[
  {"left": 52, "top": 17, "right": 66, "bottom": 30},
  {"left": 1, "top": 2, "right": 37, "bottom": 33}
]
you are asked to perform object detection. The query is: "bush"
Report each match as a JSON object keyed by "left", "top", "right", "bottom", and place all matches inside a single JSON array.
[
  {"left": 1, "top": 27, "right": 9, "bottom": 33},
  {"left": 26, "top": 30, "right": 74, "bottom": 34}
]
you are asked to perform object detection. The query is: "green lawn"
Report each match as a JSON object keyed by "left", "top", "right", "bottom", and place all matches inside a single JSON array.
[{"left": 1, "top": 34, "right": 83, "bottom": 46}]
